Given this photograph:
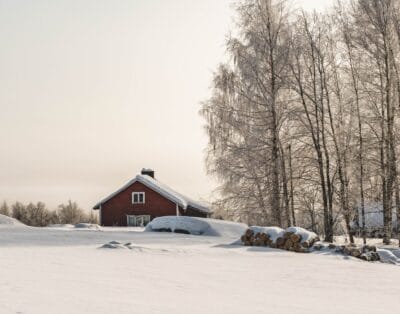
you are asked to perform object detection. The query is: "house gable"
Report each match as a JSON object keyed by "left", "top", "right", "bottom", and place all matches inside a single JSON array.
[
  {"left": 100, "top": 181, "right": 181, "bottom": 226},
  {"left": 94, "top": 174, "right": 211, "bottom": 213},
  {"left": 93, "top": 173, "right": 212, "bottom": 226}
]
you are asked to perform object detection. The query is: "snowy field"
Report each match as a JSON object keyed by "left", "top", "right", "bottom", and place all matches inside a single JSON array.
[{"left": 1, "top": 215, "right": 400, "bottom": 314}]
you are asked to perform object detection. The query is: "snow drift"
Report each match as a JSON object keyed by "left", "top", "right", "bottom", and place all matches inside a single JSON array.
[
  {"left": 145, "top": 216, "right": 247, "bottom": 238},
  {"left": 74, "top": 223, "right": 101, "bottom": 230},
  {"left": 0, "top": 214, "right": 25, "bottom": 227},
  {"left": 47, "top": 223, "right": 102, "bottom": 230},
  {"left": 376, "top": 248, "right": 400, "bottom": 265},
  {"left": 100, "top": 241, "right": 127, "bottom": 249},
  {"left": 1, "top": 224, "right": 400, "bottom": 314}
]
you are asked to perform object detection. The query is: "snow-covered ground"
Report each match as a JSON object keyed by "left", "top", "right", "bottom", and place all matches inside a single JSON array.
[{"left": 1, "top": 215, "right": 399, "bottom": 314}]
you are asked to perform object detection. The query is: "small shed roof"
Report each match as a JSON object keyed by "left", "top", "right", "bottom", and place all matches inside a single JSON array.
[{"left": 93, "top": 174, "right": 211, "bottom": 214}]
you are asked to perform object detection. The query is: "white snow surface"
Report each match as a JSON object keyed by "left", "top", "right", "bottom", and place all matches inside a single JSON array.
[
  {"left": 145, "top": 216, "right": 247, "bottom": 237},
  {"left": 47, "top": 223, "right": 102, "bottom": 230},
  {"left": 47, "top": 223, "right": 75, "bottom": 228},
  {"left": 0, "top": 218, "right": 400, "bottom": 314},
  {"left": 74, "top": 223, "right": 102, "bottom": 230},
  {"left": 376, "top": 248, "right": 400, "bottom": 265}
]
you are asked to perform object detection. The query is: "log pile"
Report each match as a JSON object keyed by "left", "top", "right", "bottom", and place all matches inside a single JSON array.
[
  {"left": 241, "top": 227, "right": 381, "bottom": 262},
  {"left": 240, "top": 227, "right": 319, "bottom": 253},
  {"left": 328, "top": 243, "right": 380, "bottom": 262}
]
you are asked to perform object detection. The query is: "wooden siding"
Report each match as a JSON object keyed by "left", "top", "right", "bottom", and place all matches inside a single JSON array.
[{"left": 100, "top": 181, "right": 207, "bottom": 226}]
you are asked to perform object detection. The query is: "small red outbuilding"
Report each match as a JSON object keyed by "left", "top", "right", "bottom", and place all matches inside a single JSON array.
[{"left": 93, "top": 169, "right": 211, "bottom": 226}]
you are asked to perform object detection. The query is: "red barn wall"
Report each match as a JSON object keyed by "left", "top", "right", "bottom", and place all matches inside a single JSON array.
[{"left": 100, "top": 181, "right": 205, "bottom": 226}]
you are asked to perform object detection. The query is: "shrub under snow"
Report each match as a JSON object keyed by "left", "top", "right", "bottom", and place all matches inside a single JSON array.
[{"left": 145, "top": 216, "right": 247, "bottom": 237}]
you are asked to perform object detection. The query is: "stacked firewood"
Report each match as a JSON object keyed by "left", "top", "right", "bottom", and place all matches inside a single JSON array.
[
  {"left": 326, "top": 243, "right": 380, "bottom": 261},
  {"left": 241, "top": 227, "right": 382, "bottom": 262},
  {"left": 302, "top": 242, "right": 381, "bottom": 262},
  {"left": 240, "top": 228, "right": 319, "bottom": 253},
  {"left": 241, "top": 229, "right": 273, "bottom": 247}
]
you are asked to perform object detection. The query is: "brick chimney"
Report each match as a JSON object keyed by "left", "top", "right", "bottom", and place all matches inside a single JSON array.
[{"left": 141, "top": 168, "right": 155, "bottom": 178}]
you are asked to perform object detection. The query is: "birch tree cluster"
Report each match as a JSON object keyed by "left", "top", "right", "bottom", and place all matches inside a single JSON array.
[
  {"left": 0, "top": 200, "right": 98, "bottom": 226},
  {"left": 201, "top": 0, "right": 400, "bottom": 244}
]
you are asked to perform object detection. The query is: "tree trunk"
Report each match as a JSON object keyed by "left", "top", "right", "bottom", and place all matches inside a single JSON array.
[
  {"left": 288, "top": 144, "right": 296, "bottom": 226},
  {"left": 279, "top": 142, "right": 291, "bottom": 227}
]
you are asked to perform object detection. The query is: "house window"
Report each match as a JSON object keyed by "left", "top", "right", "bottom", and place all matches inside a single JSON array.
[
  {"left": 127, "top": 215, "right": 150, "bottom": 227},
  {"left": 132, "top": 192, "right": 145, "bottom": 204}
]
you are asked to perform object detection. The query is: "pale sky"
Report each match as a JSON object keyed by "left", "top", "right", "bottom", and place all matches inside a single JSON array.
[{"left": 0, "top": 0, "right": 334, "bottom": 211}]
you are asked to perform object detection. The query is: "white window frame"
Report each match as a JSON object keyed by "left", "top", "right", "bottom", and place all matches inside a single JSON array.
[
  {"left": 132, "top": 192, "right": 145, "bottom": 204},
  {"left": 127, "top": 215, "right": 136, "bottom": 226},
  {"left": 126, "top": 214, "right": 151, "bottom": 227}
]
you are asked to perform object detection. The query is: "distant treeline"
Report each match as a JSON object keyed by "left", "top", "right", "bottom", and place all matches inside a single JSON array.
[{"left": 0, "top": 200, "right": 98, "bottom": 227}]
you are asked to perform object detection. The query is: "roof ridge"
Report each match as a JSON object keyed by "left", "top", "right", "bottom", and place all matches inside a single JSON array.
[{"left": 93, "top": 174, "right": 211, "bottom": 214}]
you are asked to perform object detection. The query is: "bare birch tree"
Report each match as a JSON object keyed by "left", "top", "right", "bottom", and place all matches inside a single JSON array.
[
  {"left": 201, "top": 0, "right": 291, "bottom": 226},
  {"left": 202, "top": 0, "right": 400, "bottom": 245}
]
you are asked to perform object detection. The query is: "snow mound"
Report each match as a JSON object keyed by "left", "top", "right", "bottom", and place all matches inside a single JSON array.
[
  {"left": 123, "top": 243, "right": 152, "bottom": 251},
  {"left": 99, "top": 241, "right": 172, "bottom": 253},
  {"left": 100, "top": 242, "right": 126, "bottom": 249},
  {"left": 100, "top": 241, "right": 149, "bottom": 251},
  {"left": 109, "top": 240, "right": 122, "bottom": 245},
  {"left": 377, "top": 249, "right": 400, "bottom": 265},
  {"left": 47, "top": 223, "right": 102, "bottom": 230},
  {"left": 391, "top": 249, "right": 400, "bottom": 258},
  {"left": 74, "top": 223, "right": 101, "bottom": 230},
  {"left": 0, "top": 214, "right": 25, "bottom": 227},
  {"left": 249, "top": 226, "right": 285, "bottom": 242},
  {"left": 100, "top": 241, "right": 136, "bottom": 249},
  {"left": 47, "top": 224, "right": 75, "bottom": 228},
  {"left": 145, "top": 216, "right": 247, "bottom": 237}
]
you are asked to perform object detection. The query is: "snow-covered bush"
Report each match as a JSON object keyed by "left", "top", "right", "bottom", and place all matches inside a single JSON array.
[{"left": 146, "top": 216, "right": 247, "bottom": 237}]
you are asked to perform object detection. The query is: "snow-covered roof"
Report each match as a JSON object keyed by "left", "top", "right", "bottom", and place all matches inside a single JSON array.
[{"left": 93, "top": 174, "right": 212, "bottom": 214}]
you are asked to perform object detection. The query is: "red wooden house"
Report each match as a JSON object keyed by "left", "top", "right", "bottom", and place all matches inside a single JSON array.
[{"left": 93, "top": 169, "right": 211, "bottom": 226}]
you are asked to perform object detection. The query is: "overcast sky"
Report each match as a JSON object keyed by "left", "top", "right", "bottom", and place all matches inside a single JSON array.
[{"left": 0, "top": 0, "right": 335, "bottom": 210}]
